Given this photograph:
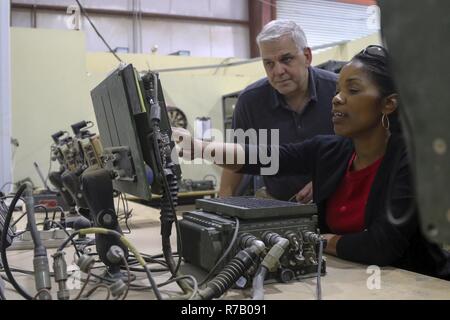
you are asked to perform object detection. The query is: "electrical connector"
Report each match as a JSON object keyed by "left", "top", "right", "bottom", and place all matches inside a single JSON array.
[
  {"left": 52, "top": 251, "right": 70, "bottom": 300},
  {"left": 110, "top": 279, "right": 127, "bottom": 298},
  {"left": 106, "top": 245, "right": 125, "bottom": 265},
  {"left": 76, "top": 254, "right": 96, "bottom": 273}
]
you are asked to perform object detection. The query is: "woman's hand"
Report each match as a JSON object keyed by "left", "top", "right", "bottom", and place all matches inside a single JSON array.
[
  {"left": 171, "top": 127, "right": 245, "bottom": 172},
  {"left": 171, "top": 127, "right": 202, "bottom": 160},
  {"left": 295, "top": 181, "right": 313, "bottom": 204},
  {"left": 322, "top": 233, "right": 341, "bottom": 256},
  {"left": 171, "top": 127, "right": 192, "bottom": 144}
]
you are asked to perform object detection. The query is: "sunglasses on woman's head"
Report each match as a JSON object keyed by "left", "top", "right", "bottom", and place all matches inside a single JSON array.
[{"left": 360, "top": 45, "right": 387, "bottom": 58}]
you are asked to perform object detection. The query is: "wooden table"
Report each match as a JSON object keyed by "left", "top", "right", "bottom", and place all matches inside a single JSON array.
[{"left": 2, "top": 201, "right": 449, "bottom": 300}]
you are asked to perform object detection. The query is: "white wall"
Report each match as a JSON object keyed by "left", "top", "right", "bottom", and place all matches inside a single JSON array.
[
  {"left": 11, "top": 28, "right": 94, "bottom": 187},
  {"left": 11, "top": 0, "right": 250, "bottom": 58},
  {"left": 0, "top": 1, "right": 12, "bottom": 192}
]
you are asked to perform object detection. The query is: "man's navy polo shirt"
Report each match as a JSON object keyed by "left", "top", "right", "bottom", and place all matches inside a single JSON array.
[{"left": 232, "top": 66, "right": 337, "bottom": 200}]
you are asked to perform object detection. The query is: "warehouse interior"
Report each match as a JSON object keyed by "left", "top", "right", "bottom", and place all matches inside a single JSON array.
[{"left": 0, "top": 0, "right": 449, "bottom": 303}]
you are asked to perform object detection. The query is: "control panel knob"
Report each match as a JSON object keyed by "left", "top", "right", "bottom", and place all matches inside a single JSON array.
[{"left": 279, "top": 268, "right": 295, "bottom": 283}]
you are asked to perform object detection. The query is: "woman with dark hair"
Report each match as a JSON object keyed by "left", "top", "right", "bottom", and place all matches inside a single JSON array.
[{"left": 173, "top": 45, "right": 449, "bottom": 279}]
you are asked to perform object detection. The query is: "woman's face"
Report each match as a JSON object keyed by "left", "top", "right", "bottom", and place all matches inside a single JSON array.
[{"left": 332, "top": 60, "right": 385, "bottom": 138}]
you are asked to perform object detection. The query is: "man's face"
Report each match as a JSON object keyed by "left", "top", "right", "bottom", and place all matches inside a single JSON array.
[{"left": 260, "top": 36, "right": 312, "bottom": 97}]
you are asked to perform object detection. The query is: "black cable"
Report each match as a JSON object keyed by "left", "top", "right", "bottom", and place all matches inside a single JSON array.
[
  {"left": 129, "top": 251, "right": 176, "bottom": 263},
  {"left": 127, "top": 256, "right": 168, "bottom": 269},
  {"left": 47, "top": 220, "right": 82, "bottom": 257},
  {"left": 83, "top": 269, "right": 166, "bottom": 291},
  {"left": 1, "top": 265, "right": 140, "bottom": 292},
  {"left": 0, "top": 184, "right": 33, "bottom": 300},
  {"left": 84, "top": 271, "right": 146, "bottom": 290},
  {"left": 1, "top": 274, "right": 11, "bottom": 282},
  {"left": 33, "top": 205, "right": 50, "bottom": 230},
  {"left": 85, "top": 121, "right": 94, "bottom": 130},
  {"left": 124, "top": 266, "right": 168, "bottom": 273},
  {"left": 58, "top": 228, "right": 164, "bottom": 299},
  {"left": 147, "top": 83, "right": 182, "bottom": 277},
  {"left": 2, "top": 264, "right": 152, "bottom": 293},
  {"left": 140, "top": 252, "right": 178, "bottom": 259},
  {"left": 74, "top": 264, "right": 94, "bottom": 300},
  {"left": 115, "top": 191, "right": 121, "bottom": 219},
  {"left": 316, "top": 239, "right": 324, "bottom": 300},
  {"left": 51, "top": 206, "right": 65, "bottom": 228},
  {"left": 0, "top": 275, "right": 6, "bottom": 300},
  {"left": 127, "top": 257, "right": 166, "bottom": 266},
  {"left": 0, "top": 199, "right": 8, "bottom": 212},
  {"left": 0, "top": 195, "right": 25, "bottom": 203},
  {"left": 9, "top": 210, "right": 27, "bottom": 229},
  {"left": 152, "top": 131, "right": 184, "bottom": 276},
  {"left": 33, "top": 205, "right": 49, "bottom": 219},
  {"left": 83, "top": 283, "right": 112, "bottom": 300},
  {"left": 75, "top": 239, "right": 97, "bottom": 255},
  {"left": 141, "top": 74, "right": 186, "bottom": 282},
  {"left": 159, "top": 275, "right": 199, "bottom": 300},
  {"left": 144, "top": 265, "right": 162, "bottom": 300},
  {"left": 199, "top": 217, "right": 240, "bottom": 287},
  {"left": 58, "top": 230, "right": 81, "bottom": 252},
  {"left": 122, "top": 194, "right": 132, "bottom": 234},
  {"left": 120, "top": 193, "right": 132, "bottom": 234},
  {"left": 74, "top": 0, "right": 123, "bottom": 64},
  {"left": 0, "top": 182, "right": 14, "bottom": 193},
  {"left": 116, "top": 192, "right": 132, "bottom": 234},
  {"left": 127, "top": 252, "right": 170, "bottom": 266},
  {"left": 121, "top": 256, "right": 131, "bottom": 300},
  {"left": 1, "top": 267, "right": 36, "bottom": 276}
]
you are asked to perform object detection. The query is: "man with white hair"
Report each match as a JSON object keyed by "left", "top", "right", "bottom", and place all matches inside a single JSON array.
[{"left": 219, "top": 20, "right": 337, "bottom": 202}]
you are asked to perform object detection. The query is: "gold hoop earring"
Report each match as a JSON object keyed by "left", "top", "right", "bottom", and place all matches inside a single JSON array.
[{"left": 382, "top": 113, "right": 390, "bottom": 130}]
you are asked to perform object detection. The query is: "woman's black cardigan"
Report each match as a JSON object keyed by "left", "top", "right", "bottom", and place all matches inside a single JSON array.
[{"left": 241, "top": 134, "right": 449, "bottom": 278}]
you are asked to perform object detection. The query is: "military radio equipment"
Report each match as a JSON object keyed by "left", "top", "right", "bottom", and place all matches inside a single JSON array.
[{"left": 179, "top": 197, "right": 326, "bottom": 284}]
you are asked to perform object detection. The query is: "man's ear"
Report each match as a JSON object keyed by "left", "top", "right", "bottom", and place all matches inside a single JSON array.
[
  {"left": 303, "top": 47, "right": 312, "bottom": 67},
  {"left": 383, "top": 93, "right": 398, "bottom": 115}
]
